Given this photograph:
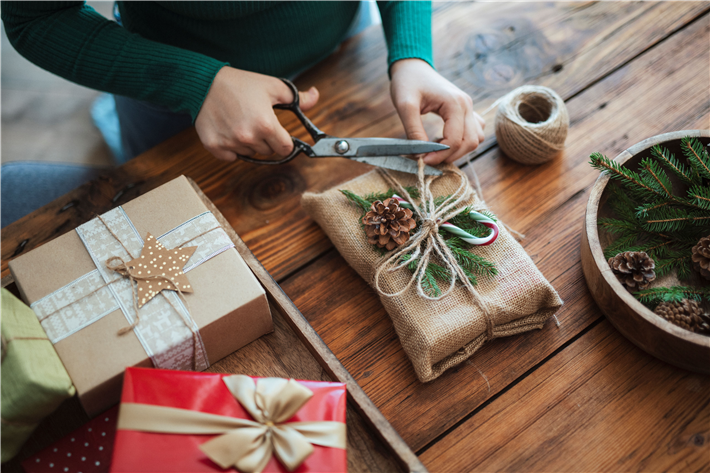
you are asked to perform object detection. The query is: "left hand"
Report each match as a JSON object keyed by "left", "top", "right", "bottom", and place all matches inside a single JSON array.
[{"left": 390, "top": 58, "right": 485, "bottom": 165}]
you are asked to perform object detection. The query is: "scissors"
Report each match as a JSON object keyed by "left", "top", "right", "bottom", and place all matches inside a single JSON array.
[{"left": 235, "top": 79, "right": 446, "bottom": 176}]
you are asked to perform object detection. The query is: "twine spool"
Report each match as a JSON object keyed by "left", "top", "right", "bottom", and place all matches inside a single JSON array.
[{"left": 493, "top": 85, "right": 569, "bottom": 165}]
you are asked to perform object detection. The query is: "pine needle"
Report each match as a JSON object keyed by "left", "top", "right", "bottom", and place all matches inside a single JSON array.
[{"left": 634, "top": 286, "right": 710, "bottom": 307}]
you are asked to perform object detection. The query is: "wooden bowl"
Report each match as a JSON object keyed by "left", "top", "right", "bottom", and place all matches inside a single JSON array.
[{"left": 581, "top": 130, "right": 710, "bottom": 374}]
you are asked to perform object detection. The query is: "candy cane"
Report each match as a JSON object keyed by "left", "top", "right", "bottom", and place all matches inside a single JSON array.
[{"left": 392, "top": 195, "right": 499, "bottom": 246}]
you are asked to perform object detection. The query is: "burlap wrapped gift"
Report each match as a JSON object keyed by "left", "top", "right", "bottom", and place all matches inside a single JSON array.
[{"left": 302, "top": 164, "right": 563, "bottom": 382}]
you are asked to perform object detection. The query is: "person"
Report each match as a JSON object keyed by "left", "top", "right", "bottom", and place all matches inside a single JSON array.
[{"left": 1, "top": 1, "right": 485, "bottom": 225}]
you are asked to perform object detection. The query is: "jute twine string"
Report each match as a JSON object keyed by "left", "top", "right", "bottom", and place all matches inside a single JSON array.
[
  {"left": 373, "top": 159, "right": 496, "bottom": 339},
  {"left": 488, "top": 85, "right": 569, "bottom": 165},
  {"left": 1, "top": 334, "right": 52, "bottom": 426}
]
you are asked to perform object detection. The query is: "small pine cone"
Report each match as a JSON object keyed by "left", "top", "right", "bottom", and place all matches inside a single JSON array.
[
  {"left": 363, "top": 198, "right": 416, "bottom": 251},
  {"left": 654, "top": 299, "right": 705, "bottom": 333},
  {"left": 608, "top": 251, "right": 656, "bottom": 290},
  {"left": 691, "top": 235, "right": 710, "bottom": 280}
]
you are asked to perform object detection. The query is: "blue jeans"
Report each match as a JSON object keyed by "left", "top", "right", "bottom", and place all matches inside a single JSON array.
[{"left": 1, "top": 162, "right": 106, "bottom": 228}]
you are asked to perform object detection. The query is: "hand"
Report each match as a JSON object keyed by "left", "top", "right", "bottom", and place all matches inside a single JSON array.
[
  {"left": 390, "top": 59, "right": 485, "bottom": 165},
  {"left": 195, "top": 67, "right": 319, "bottom": 161}
]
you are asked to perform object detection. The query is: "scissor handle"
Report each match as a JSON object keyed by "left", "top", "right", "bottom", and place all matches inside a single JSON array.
[
  {"left": 235, "top": 78, "right": 325, "bottom": 165},
  {"left": 236, "top": 137, "right": 310, "bottom": 165},
  {"left": 273, "top": 78, "right": 326, "bottom": 142}
]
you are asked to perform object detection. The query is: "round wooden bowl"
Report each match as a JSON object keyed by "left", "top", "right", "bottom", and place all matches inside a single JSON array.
[{"left": 581, "top": 129, "right": 710, "bottom": 374}]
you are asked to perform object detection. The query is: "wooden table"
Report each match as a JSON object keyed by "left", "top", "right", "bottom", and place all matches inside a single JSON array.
[{"left": 3, "top": 3, "right": 709, "bottom": 471}]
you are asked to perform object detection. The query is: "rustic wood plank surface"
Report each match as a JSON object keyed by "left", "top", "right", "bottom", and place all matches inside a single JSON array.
[
  {"left": 283, "top": 7, "right": 710, "bottom": 455},
  {"left": 2, "top": 3, "right": 709, "bottom": 472},
  {"left": 420, "top": 319, "right": 710, "bottom": 472}
]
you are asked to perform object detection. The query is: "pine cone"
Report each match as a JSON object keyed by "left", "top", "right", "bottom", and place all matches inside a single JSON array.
[
  {"left": 654, "top": 299, "right": 705, "bottom": 333},
  {"left": 608, "top": 251, "right": 656, "bottom": 290},
  {"left": 363, "top": 198, "right": 416, "bottom": 251},
  {"left": 691, "top": 235, "right": 710, "bottom": 280}
]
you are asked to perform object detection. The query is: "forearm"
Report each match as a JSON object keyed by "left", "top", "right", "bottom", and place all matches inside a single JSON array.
[
  {"left": 377, "top": 1, "right": 433, "bottom": 70},
  {"left": 1, "top": 1, "right": 227, "bottom": 120}
]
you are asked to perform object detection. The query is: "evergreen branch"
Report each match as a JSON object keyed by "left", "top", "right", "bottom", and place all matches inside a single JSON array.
[
  {"left": 590, "top": 153, "right": 663, "bottom": 200},
  {"left": 639, "top": 158, "right": 674, "bottom": 197},
  {"left": 641, "top": 207, "right": 710, "bottom": 233},
  {"left": 634, "top": 285, "right": 709, "bottom": 306},
  {"left": 340, "top": 190, "right": 372, "bottom": 211},
  {"left": 448, "top": 241, "right": 498, "bottom": 278},
  {"left": 687, "top": 184, "right": 710, "bottom": 210},
  {"left": 651, "top": 144, "right": 695, "bottom": 184},
  {"left": 635, "top": 201, "right": 673, "bottom": 218},
  {"left": 363, "top": 186, "right": 420, "bottom": 204},
  {"left": 682, "top": 137, "right": 710, "bottom": 180},
  {"left": 598, "top": 218, "right": 638, "bottom": 234}
]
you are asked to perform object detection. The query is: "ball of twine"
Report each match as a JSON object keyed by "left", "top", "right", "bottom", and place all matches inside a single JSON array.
[{"left": 494, "top": 85, "right": 569, "bottom": 165}]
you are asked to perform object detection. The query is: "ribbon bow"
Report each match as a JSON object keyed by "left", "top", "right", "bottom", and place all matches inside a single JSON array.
[{"left": 116, "top": 375, "right": 346, "bottom": 473}]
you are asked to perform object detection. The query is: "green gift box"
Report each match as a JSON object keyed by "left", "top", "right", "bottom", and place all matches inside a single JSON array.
[{"left": 1, "top": 288, "right": 75, "bottom": 463}]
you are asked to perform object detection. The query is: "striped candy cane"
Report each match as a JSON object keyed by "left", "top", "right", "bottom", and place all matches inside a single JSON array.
[{"left": 392, "top": 195, "right": 499, "bottom": 246}]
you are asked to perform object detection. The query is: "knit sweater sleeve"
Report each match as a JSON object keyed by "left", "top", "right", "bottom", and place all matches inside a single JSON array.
[
  {"left": 1, "top": 1, "right": 227, "bottom": 121},
  {"left": 377, "top": 1, "right": 433, "bottom": 70}
]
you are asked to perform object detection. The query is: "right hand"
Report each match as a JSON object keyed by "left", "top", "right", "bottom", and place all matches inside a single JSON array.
[{"left": 195, "top": 67, "right": 320, "bottom": 162}]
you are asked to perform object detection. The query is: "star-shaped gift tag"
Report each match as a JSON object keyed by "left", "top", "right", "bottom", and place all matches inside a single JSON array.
[{"left": 124, "top": 233, "right": 197, "bottom": 307}]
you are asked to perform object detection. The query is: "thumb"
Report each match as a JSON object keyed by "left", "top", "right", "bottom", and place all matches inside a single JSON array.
[
  {"left": 397, "top": 101, "right": 428, "bottom": 142},
  {"left": 299, "top": 86, "right": 320, "bottom": 111}
]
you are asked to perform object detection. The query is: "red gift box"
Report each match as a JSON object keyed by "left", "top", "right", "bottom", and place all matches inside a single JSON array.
[{"left": 110, "top": 368, "right": 347, "bottom": 473}]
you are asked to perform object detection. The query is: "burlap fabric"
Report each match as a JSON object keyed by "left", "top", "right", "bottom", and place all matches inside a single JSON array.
[{"left": 301, "top": 165, "right": 563, "bottom": 382}]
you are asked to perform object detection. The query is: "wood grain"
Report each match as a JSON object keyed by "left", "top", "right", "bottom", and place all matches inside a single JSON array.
[
  {"left": 419, "top": 320, "right": 710, "bottom": 472},
  {"left": 2, "top": 3, "right": 707, "bottom": 285},
  {"left": 1, "top": 4, "right": 708, "bottom": 471},
  {"left": 281, "top": 12, "right": 710, "bottom": 452}
]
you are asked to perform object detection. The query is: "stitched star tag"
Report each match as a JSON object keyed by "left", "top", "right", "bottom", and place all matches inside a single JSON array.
[{"left": 124, "top": 233, "right": 198, "bottom": 308}]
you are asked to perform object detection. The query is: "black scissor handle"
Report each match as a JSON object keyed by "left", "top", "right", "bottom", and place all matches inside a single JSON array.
[
  {"left": 236, "top": 137, "right": 310, "bottom": 165},
  {"left": 235, "top": 78, "right": 325, "bottom": 165}
]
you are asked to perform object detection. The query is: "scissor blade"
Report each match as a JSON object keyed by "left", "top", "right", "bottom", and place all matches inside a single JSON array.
[
  {"left": 310, "top": 137, "right": 449, "bottom": 158},
  {"left": 355, "top": 140, "right": 449, "bottom": 157},
  {"left": 351, "top": 156, "right": 442, "bottom": 176}
]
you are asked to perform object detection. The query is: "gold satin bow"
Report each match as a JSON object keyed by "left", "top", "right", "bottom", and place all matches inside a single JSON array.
[{"left": 116, "top": 375, "right": 346, "bottom": 473}]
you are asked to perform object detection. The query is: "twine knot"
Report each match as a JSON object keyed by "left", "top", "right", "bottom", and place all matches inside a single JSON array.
[{"left": 421, "top": 218, "right": 438, "bottom": 232}]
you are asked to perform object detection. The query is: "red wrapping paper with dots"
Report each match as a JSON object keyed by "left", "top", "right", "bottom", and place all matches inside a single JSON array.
[
  {"left": 109, "top": 368, "right": 347, "bottom": 472},
  {"left": 22, "top": 406, "right": 118, "bottom": 473}
]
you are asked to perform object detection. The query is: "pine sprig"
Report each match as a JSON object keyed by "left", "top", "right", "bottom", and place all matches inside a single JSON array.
[
  {"left": 589, "top": 153, "right": 664, "bottom": 201},
  {"left": 650, "top": 145, "right": 694, "bottom": 184},
  {"left": 634, "top": 285, "right": 710, "bottom": 307},
  {"left": 340, "top": 190, "right": 372, "bottom": 211},
  {"left": 639, "top": 157, "right": 674, "bottom": 197},
  {"left": 681, "top": 136, "right": 710, "bottom": 180},
  {"left": 688, "top": 184, "right": 710, "bottom": 210}
]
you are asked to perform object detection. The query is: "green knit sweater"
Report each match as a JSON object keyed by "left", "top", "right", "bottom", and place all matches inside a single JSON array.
[{"left": 1, "top": 1, "right": 432, "bottom": 121}]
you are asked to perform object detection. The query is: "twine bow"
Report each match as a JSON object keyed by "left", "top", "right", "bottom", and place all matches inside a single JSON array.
[
  {"left": 116, "top": 375, "right": 346, "bottom": 473},
  {"left": 373, "top": 159, "right": 495, "bottom": 337}
]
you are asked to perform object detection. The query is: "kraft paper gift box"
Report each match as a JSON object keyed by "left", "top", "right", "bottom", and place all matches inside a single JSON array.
[
  {"left": 110, "top": 368, "right": 347, "bottom": 473},
  {"left": 9, "top": 176, "right": 273, "bottom": 416},
  {"left": 1, "top": 288, "right": 76, "bottom": 462}
]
